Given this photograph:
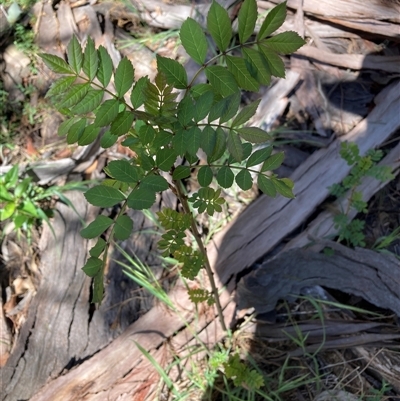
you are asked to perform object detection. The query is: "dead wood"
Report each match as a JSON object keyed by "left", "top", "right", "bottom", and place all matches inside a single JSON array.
[
  {"left": 208, "top": 80, "right": 400, "bottom": 286},
  {"left": 296, "top": 46, "right": 400, "bottom": 73},
  {"left": 236, "top": 240, "right": 400, "bottom": 315}
]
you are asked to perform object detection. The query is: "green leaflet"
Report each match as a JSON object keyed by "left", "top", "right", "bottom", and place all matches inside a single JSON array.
[
  {"left": 201, "top": 125, "right": 216, "bottom": 157},
  {"left": 172, "top": 165, "right": 191, "bottom": 180},
  {"left": 186, "top": 126, "right": 202, "bottom": 156},
  {"left": 140, "top": 175, "right": 169, "bottom": 192},
  {"left": 81, "top": 215, "right": 114, "bottom": 239},
  {"left": 272, "top": 177, "right": 295, "bottom": 198},
  {"left": 258, "top": 1, "right": 287, "bottom": 40},
  {"left": 207, "top": 0, "right": 232, "bottom": 52},
  {"left": 156, "top": 148, "right": 177, "bottom": 172},
  {"left": 242, "top": 47, "right": 271, "bottom": 85},
  {"left": 89, "top": 238, "right": 107, "bottom": 258},
  {"left": 227, "top": 131, "right": 243, "bottom": 162},
  {"left": 131, "top": 76, "right": 149, "bottom": 109},
  {"left": 110, "top": 111, "right": 135, "bottom": 136},
  {"left": 205, "top": 66, "right": 239, "bottom": 97},
  {"left": 180, "top": 18, "right": 207, "bottom": 65},
  {"left": 258, "top": 174, "right": 276, "bottom": 197},
  {"left": 92, "top": 272, "right": 104, "bottom": 303},
  {"left": 114, "top": 215, "right": 133, "bottom": 240},
  {"left": 127, "top": 187, "right": 156, "bottom": 210},
  {"left": 139, "top": 125, "right": 156, "bottom": 145},
  {"left": 67, "top": 118, "right": 86, "bottom": 144},
  {"left": 208, "top": 127, "right": 226, "bottom": 163},
  {"left": 97, "top": 46, "right": 113, "bottom": 87},
  {"left": 259, "top": 44, "right": 286, "bottom": 78},
  {"left": 177, "top": 95, "right": 195, "bottom": 125},
  {"left": 39, "top": 53, "right": 75, "bottom": 75},
  {"left": 193, "top": 91, "right": 214, "bottom": 123},
  {"left": 216, "top": 166, "right": 234, "bottom": 188},
  {"left": 100, "top": 130, "right": 117, "bottom": 148},
  {"left": 157, "top": 55, "right": 187, "bottom": 89},
  {"left": 235, "top": 169, "right": 253, "bottom": 191},
  {"left": 94, "top": 99, "right": 120, "bottom": 127},
  {"left": 114, "top": 57, "right": 135, "bottom": 98},
  {"left": 246, "top": 146, "right": 272, "bottom": 168},
  {"left": 45, "top": 76, "right": 76, "bottom": 99},
  {"left": 78, "top": 124, "right": 100, "bottom": 146},
  {"left": 263, "top": 31, "right": 306, "bottom": 54},
  {"left": 71, "top": 89, "right": 104, "bottom": 114},
  {"left": 82, "top": 257, "right": 103, "bottom": 277},
  {"left": 107, "top": 160, "right": 140, "bottom": 183},
  {"left": 261, "top": 152, "right": 284, "bottom": 171},
  {"left": 226, "top": 56, "right": 259, "bottom": 92},
  {"left": 208, "top": 91, "right": 240, "bottom": 123},
  {"left": 59, "top": 83, "right": 90, "bottom": 109},
  {"left": 198, "top": 165, "right": 213, "bottom": 187},
  {"left": 58, "top": 117, "right": 78, "bottom": 137},
  {"left": 67, "top": 35, "right": 83, "bottom": 73},
  {"left": 84, "top": 185, "right": 126, "bottom": 207},
  {"left": 232, "top": 99, "right": 260, "bottom": 127},
  {"left": 236, "top": 127, "right": 270, "bottom": 143},
  {"left": 238, "top": 0, "right": 257, "bottom": 43},
  {"left": 83, "top": 37, "right": 98, "bottom": 81}
]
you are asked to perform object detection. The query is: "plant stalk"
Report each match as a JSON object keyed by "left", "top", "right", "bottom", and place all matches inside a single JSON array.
[{"left": 173, "top": 179, "right": 227, "bottom": 332}]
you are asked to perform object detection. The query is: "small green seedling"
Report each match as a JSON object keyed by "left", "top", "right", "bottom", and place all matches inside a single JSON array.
[{"left": 330, "top": 142, "right": 394, "bottom": 247}]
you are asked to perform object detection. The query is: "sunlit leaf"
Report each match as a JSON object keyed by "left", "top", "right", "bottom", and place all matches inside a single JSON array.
[{"left": 180, "top": 18, "right": 208, "bottom": 65}]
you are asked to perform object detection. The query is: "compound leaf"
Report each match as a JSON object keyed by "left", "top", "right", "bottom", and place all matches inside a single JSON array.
[
  {"left": 258, "top": 1, "right": 287, "bottom": 40},
  {"left": 81, "top": 215, "right": 114, "bottom": 239},
  {"left": 82, "top": 37, "right": 98, "bottom": 81},
  {"left": 238, "top": 0, "right": 257, "bottom": 43},
  {"left": 207, "top": 0, "right": 232, "bottom": 52},
  {"left": 205, "top": 66, "right": 238, "bottom": 97},
  {"left": 115, "top": 57, "right": 135, "bottom": 97},
  {"left": 157, "top": 55, "right": 188, "bottom": 89},
  {"left": 97, "top": 46, "right": 113, "bottom": 87},
  {"left": 114, "top": 215, "right": 133, "bottom": 241},
  {"left": 85, "top": 185, "right": 125, "bottom": 207},
  {"left": 180, "top": 18, "right": 207, "bottom": 65}
]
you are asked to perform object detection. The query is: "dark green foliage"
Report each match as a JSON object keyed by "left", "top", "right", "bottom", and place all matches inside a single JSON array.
[{"left": 41, "top": 0, "right": 302, "bottom": 314}]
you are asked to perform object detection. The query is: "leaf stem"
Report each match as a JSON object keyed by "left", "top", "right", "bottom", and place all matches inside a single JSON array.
[{"left": 173, "top": 179, "right": 227, "bottom": 332}]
